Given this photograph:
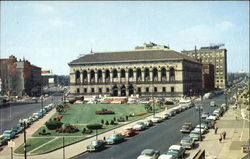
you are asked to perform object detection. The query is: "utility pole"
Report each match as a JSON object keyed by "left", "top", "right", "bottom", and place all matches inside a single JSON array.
[
  {"left": 62, "top": 136, "right": 65, "bottom": 159},
  {"left": 24, "top": 122, "right": 27, "bottom": 159},
  {"left": 198, "top": 105, "right": 202, "bottom": 141}
]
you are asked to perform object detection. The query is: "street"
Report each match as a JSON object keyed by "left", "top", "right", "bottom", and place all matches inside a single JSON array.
[
  {"left": 75, "top": 93, "right": 231, "bottom": 159},
  {"left": 0, "top": 92, "right": 63, "bottom": 134}
]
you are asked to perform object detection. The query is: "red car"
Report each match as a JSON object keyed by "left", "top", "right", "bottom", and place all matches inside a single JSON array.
[{"left": 121, "top": 127, "right": 136, "bottom": 137}]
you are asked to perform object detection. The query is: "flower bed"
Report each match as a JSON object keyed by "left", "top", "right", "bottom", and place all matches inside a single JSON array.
[{"left": 96, "top": 109, "right": 115, "bottom": 115}]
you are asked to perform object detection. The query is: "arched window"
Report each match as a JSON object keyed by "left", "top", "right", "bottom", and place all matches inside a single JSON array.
[
  {"left": 121, "top": 69, "right": 126, "bottom": 78},
  {"left": 128, "top": 69, "right": 133, "bottom": 78},
  {"left": 161, "top": 68, "right": 166, "bottom": 81},
  {"left": 97, "top": 70, "right": 102, "bottom": 82},
  {"left": 144, "top": 68, "right": 150, "bottom": 81},
  {"left": 169, "top": 67, "right": 175, "bottom": 81},
  {"left": 82, "top": 70, "right": 87, "bottom": 83},
  {"left": 113, "top": 69, "right": 118, "bottom": 78},
  {"left": 105, "top": 70, "right": 110, "bottom": 82},
  {"left": 136, "top": 68, "right": 142, "bottom": 81},
  {"left": 152, "top": 68, "right": 158, "bottom": 81},
  {"left": 90, "top": 70, "right": 95, "bottom": 83},
  {"left": 75, "top": 70, "right": 80, "bottom": 84}
]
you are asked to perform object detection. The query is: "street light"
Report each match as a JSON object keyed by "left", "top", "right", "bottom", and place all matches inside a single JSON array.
[
  {"left": 23, "top": 121, "right": 27, "bottom": 159},
  {"left": 195, "top": 103, "right": 202, "bottom": 141}
]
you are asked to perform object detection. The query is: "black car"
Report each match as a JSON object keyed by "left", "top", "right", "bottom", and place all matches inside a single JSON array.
[{"left": 86, "top": 140, "right": 106, "bottom": 152}]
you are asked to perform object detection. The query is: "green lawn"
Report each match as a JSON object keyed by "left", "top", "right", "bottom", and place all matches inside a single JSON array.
[
  {"left": 15, "top": 103, "right": 175, "bottom": 155},
  {"left": 14, "top": 138, "right": 53, "bottom": 154},
  {"left": 31, "top": 137, "right": 84, "bottom": 154}
]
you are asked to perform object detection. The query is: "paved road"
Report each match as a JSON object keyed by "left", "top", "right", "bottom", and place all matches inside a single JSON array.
[
  {"left": 0, "top": 92, "right": 63, "bottom": 134},
  {"left": 75, "top": 93, "right": 233, "bottom": 159}
]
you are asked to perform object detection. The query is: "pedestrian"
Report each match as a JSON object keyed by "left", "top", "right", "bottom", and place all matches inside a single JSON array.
[
  {"left": 215, "top": 127, "right": 218, "bottom": 134},
  {"left": 236, "top": 116, "right": 237, "bottom": 120},
  {"left": 103, "top": 136, "right": 106, "bottom": 141},
  {"left": 222, "top": 131, "right": 226, "bottom": 139},
  {"left": 219, "top": 134, "right": 222, "bottom": 143}
]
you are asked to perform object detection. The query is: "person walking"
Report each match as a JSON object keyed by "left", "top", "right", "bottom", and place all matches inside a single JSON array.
[
  {"left": 215, "top": 126, "right": 218, "bottom": 134},
  {"left": 222, "top": 131, "right": 226, "bottom": 139},
  {"left": 219, "top": 134, "right": 222, "bottom": 143}
]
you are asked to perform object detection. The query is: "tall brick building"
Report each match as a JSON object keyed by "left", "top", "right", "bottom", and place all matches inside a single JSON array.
[
  {"left": 0, "top": 55, "right": 42, "bottom": 97},
  {"left": 182, "top": 45, "right": 227, "bottom": 89}
]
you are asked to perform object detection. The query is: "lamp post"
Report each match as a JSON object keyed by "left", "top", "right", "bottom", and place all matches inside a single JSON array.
[
  {"left": 195, "top": 104, "right": 202, "bottom": 141},
  {"left": 224, "top": 88, "right": 228, "bottom": 110},
  {"left": 23, "top": 122, "right": 27, "bottom": 159}
]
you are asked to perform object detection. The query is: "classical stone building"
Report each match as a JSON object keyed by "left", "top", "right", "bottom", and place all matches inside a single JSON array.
[
  {"left": 68, "top": 43, "right": 203, "bottom": 98},
  {"left": 182, "top": 45, "right": 227, "bottom": 89}
]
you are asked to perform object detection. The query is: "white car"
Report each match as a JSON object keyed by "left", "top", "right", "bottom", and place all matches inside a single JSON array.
[
  {"left": 160, "top": 113, "right": 169, "bottom": 119},
  {"left": 151, "top": 117, "right": 163, "bottom": 123},
  {"left": 210, "top": 101, "right": 216, "bottom": 107},
  {"left": 137, "top": 149, "right": 160, "bottom": 159},
  {"left": 133, "top": 122, "right": 147, "bottom": 131},
  {"left": 194, "top": 127, "right": 206, "bottom": 135},
  {"left": 207, "top": 115, "right": 217, "bottom": 120}
]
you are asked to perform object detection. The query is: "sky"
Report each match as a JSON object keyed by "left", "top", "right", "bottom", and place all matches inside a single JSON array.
[{"left": 1, "top": 1, "right": 249, "bottom": 75}]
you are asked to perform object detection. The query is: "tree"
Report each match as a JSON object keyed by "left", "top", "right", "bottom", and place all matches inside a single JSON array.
[{"left": 144, "top": 103, "right": 153, "bottom": 112}]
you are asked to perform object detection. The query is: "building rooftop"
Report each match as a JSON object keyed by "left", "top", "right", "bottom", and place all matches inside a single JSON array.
[{"left": 69, "top": 49, "right": 199, "bottom": 65}]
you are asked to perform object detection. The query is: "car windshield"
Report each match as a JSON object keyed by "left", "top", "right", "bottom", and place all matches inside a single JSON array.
[
  {"left": 91, "top": 141, "right": 99, "bottom": 146},
  {"left": 167, "top": 150, "right": 179, "bottom": 157},
  {"left": 141, "top": 149, "right": 154, "bottom": 156},
  {"left": 182, "top": 125, "right": 189, "bottom": 128},
  {"left": 110, "top": 134, "right": 118, "bottom": 138}
]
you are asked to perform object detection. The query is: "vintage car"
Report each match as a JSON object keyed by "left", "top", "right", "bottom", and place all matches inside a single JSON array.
[
  {"left": 106, "top": 133, "right": 125, "bottom": 144},
  {"left": 86, "top": 140, "right": 106, "bottom": 152},
  {"left": 137, "top": 149, "right": 160, "bottom": 159}
]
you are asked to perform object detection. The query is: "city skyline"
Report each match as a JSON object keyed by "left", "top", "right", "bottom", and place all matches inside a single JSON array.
[{"left": 1, "top": 1, "right": 249, "bottom": 75}]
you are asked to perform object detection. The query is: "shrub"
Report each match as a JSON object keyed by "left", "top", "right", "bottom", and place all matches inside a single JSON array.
[
  {"left": 125, "top": 115, "right": 128, "bottom": 121},
  {"left": 113, "top": 117, "right": 116, "bottom": 121},
  {"left": 82, "top": 128, "right": 92, "bottom": 134},
  {"left": 101, "top": 119, "right": 104, "bottom": 124},
  {"left": 110, "top": 120, "right": 115, "bottom": 125},
  {"left": 135, "top": 112, "right": 147, "bottom": 116},
  {"left": 105, "top": 121, "right": 109, "bottom": 125},
  {"left": 86, "top": 124, "right": 102, "bottom": 130},
  {"left": 45, "top": 120, "right": 63, "bottom": 130},
  {"left": 38, "top": 129, "right": 51, "bottom": 136},
  {"left": 117, "top": 117, "right": 125, "bottom": 122}
]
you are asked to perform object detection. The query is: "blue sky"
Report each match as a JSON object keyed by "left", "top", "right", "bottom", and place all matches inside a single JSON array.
[{"left": 1, "top": 1, "right": 249, "bottom": 75}]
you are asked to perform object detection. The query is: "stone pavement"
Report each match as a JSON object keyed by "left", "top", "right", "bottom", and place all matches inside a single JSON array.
[{"left": 187, "top": 105, "right": 250, "bottom": 159}]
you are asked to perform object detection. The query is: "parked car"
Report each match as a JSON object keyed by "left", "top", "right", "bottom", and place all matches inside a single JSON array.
[
  {"left": 143, "top": 120, "right": 153, "bottom": 127},
  {"left": 99, "top": 100, "right": 110, "bottom": 104},
  {"left": 201, "top": 112, "right": 209, "bottom": 119},
  {"left": 165, "top": 110, "right": 175, "bottom": 117},
  {"left": 106, "top": 133, "right": 125, "bottom": 144},
  {"left": 11, "top": 125, "right": 24, "bottom": 134},
  {"left": 0, "top": 135, "right": 8, "bottom": 146},
  {"left": 194, "top": 127, "right": 206, "bottom": 135},
  {"left": 137, "top": 149, "right": 160, "bottom": 159},
  {"left": 180, "top": 136, "right": 195, "bottom": 149},
  {"left": 2, "top": 130, "right": 16, "bottom": 140},
  {"left": 133, "top": 122, "right": 147, "bottom": 131},
  {"left": 151, "top": 117, "right": 163, "bottom": 123},
  {"left": 207, "top": 114, "right": 218, "bottom": 120},
  {"left": 86, "top": 140, "right": 106, "bottom": 152},
  {"left": 210, "top": 101, "right": 216, "bottom": 107},
  {"left": 160, "top": 113, "right": 169, "bottom": 120},
  {"left": 202, "top": 119, "right": 215, "bottom": 128},
  {"left": 180, "top": 123, "right": 193, "bottom": 133},
  {"left": 162, "top": 145, "right": 185, "bottom": 159},
  {"left": 189, "top": 130, "right": 202, "bottom": 141},
  {"left": 121, "top": 127, "right": 136, "bottom": 137},
  {"left": 158, "top": 152, "right": 176, "bottom": 159}
]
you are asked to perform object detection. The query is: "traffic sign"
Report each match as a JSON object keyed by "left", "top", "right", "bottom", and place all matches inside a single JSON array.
[{"left": 8, "top": 140, "right": 15, "bottom": 148}]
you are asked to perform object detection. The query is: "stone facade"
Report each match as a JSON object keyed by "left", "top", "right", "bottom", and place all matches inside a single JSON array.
[{"left": 69, "top": 45, "right": 202, "bottom": 98}]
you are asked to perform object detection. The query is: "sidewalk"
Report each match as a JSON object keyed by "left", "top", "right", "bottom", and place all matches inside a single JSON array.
[{"left": 188, "top": 106, "right": 250, "bottom": 159}]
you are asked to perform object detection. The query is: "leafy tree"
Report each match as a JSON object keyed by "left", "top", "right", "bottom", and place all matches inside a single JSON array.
[{"left": 144, "top": 103, "right": 153, "bottom": 112}]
